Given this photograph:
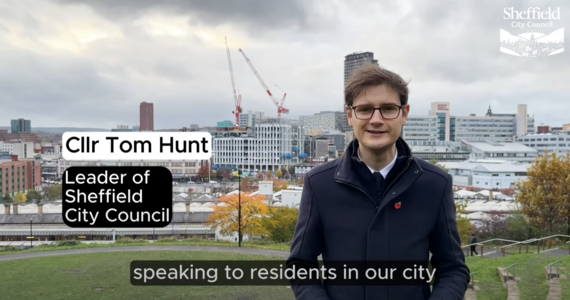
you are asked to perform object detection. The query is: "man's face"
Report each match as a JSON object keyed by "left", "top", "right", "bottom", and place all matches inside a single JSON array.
[{"left": 346, "top": 84, "right": 409, "bottom": 152}]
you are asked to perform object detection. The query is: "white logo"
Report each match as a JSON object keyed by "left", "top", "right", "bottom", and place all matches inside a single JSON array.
[{"left": 500, "top": 7, "right": 564, "bottom": 57}]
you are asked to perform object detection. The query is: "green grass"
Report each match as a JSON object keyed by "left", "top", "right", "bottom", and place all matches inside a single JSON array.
[
  {"left": 467, "top": 253, "right": 570, "bottom": 300},
  {"left": 3, "top": 241, "right": 570, "bottom": 299},
  {"left": 0, "top": 239, "right": 291, "bottom": 256},
  {"left": 0, "top": 251, "right": 297, "bottom": 300}
]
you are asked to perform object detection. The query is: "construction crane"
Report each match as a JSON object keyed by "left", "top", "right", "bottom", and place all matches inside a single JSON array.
[
  {"left": 225, "top": 37, "right": 242, "bottom": 127},
  {"left": 238, "top": 48, "right": 288, "bottom": 119}
]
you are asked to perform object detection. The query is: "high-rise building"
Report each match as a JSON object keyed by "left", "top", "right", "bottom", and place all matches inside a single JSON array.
[
  {"left": 344, "top": 52, "right": 379, "bottom": 87},
  {"left": 11, "top": 118, "right": 31, "bottom": 133},
  {"left": 139, "top": 102, "right": 154, "bottom": 131}
]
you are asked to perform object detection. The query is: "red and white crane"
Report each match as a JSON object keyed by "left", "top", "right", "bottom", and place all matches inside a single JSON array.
[
  {"left": 225, "top": 37, "right": 242, "bottom": 127},
  {"left": 238, "top": 48, "right": 289, "bottom": 119}
]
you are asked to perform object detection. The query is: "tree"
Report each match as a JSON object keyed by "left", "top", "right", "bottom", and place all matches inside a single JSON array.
[
  {"left": 257, "top": 172, "right": 264, "bottom": 180},
  {"left": 262, "top": 207, "right": 299, "bottom": 242},
  {"left": 207, "top": 193, "right": 270, "bottom": 239},
  {"left": 27, "top": 190, "right": 42, "bottom": 204},
  {"left": 455, "top": 199, "right": 472, "bottom": 244},
  {"left": 275, "top": 169, "right": 283, "bottom": 178},
  {"left": 239, "top": 178, "right": 254, "bottom": 192},
  {"left": 273, "top": 180, "right": 288, "bottom": 192},
  {"left": 13, "top": 193, "right": 27, "bottom": 203},
  {"left": 210, "top": 170, "right": 217, "bottom": 179},
  {"left": 516, "top": 151, "right": 570, "bottom": 234},
  {"left": 197, "top": 163, "right": 210, "bottom": 181},
  {"left": 46, "top": 185, "right": 63, "bottom": 201},
  {"left": 266, "top": 171, "right": 273, "bottom": 180},
  {"left": 298, "top": 176, "right": 305, "bottom": 185}
]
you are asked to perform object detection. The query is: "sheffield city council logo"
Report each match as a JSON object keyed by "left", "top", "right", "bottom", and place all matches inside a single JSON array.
[{"left": 500, "top": 7, "right": 564, "bottom": 57}]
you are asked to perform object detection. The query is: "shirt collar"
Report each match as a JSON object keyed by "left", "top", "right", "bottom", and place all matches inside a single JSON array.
[{"left": 358, "top": 148, "right": 398, "bottom": 178}]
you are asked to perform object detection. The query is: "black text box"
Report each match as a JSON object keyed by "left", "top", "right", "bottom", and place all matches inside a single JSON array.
[{"left": 62, "top": 166, "right": 173, "bottom": 228}]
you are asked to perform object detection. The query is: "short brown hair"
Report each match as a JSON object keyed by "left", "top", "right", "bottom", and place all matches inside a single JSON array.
[{"left": 344, "top": 64, "right": 410, "bottom": 107}]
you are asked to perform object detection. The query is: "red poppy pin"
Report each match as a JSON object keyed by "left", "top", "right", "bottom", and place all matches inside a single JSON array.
[{"left": 395, "top": 202, "right": 402, "bottom": 209}]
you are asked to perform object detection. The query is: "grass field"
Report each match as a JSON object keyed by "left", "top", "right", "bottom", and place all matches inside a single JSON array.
[
  {"left": 2, "top": 241, "right": 570, "bottom": 299},
  {"left": 466, "top": 253, "right": 570, "bottom": 300},
  {"left": 0, "top": 251, "right": 297, "bottom": 300},
  {"left": 0, "top": 239, "right": 292, "bottom": 255}
]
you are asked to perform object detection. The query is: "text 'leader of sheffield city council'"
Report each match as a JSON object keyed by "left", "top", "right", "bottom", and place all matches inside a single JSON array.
[{"left": 286, "top": 65, "right": 470, "bottom": 300}]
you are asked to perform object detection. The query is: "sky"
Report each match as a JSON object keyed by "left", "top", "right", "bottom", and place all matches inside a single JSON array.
[{"left": 0, "top": 0, "right": 568, "bottom": 129}]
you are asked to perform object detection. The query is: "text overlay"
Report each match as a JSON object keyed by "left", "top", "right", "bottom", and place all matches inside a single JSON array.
[
  {"left": 63, "top": 166, "right": 173, "bottom": 227},
  {"left": 61, "top": 132, "right": 212, "bottom": 161},
  {"left": 130, "top": 260, "right": 439, "bottom": 286}
]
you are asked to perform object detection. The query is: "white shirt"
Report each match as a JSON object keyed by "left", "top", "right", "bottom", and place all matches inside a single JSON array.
[{"left": 358, "top": 148, "right": 398, "bottom": 178}]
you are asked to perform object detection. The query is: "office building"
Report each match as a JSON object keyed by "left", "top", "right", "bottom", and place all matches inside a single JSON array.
[
  {"left": 139, "top": 102, "right": 154, "bottom": 131},
  {"left": 299, "top": 111, "right": 346, "bottom": 132},
  {"left": 517, "top": 132, "right": 570, "bottom": 156},
  {"left": 0, "top": 156, "right": 42, "bottom": 196},
  {"left": 10, "top": 119, "right": 32, "bottom": 133},
  {"left": 212, "top": 124, "right": 305, "bottom": 172},
  {"left": 402, "top": 102, "right": 535, "bottom": 142}
]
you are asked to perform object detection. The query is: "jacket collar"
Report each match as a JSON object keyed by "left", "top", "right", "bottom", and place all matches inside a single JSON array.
[{"left": 334, "top": 136, "right": 422, "bottom": 185}]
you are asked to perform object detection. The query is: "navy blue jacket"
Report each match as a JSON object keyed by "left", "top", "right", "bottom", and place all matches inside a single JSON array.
[{"left": 287, "top": 137, "right": 470, "bottom": 300}]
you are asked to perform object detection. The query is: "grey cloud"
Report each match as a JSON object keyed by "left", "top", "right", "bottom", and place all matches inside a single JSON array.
[{"left": 50, "top": 0, "right": 338, "bottom": 34}]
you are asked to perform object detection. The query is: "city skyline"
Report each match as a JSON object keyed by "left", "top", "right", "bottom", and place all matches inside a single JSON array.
[{"left": 0, "top": 0, "right": 568, "bottom": 129}]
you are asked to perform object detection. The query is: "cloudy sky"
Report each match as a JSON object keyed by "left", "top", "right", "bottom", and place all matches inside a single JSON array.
[{"left": 0, "top": 0, "right": 568, "bottom": 129}]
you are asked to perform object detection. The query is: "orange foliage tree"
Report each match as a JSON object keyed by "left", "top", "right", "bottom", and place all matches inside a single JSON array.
[
  {"left": 206, "top": 193, "right": 270, "bottom": 239},
  {"left": 238, "top": 178, "right": 255, "bottom": 192},
  {"left": 273, "top": 180, "right": 288, "bottom": 192}
]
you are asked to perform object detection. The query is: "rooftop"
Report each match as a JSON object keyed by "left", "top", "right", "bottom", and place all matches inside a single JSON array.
[{"left": 464, "top": 141, "right": 538, "bottom": 153}]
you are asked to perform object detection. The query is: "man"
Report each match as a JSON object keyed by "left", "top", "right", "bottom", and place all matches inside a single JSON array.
[
  {"left": 470, "top": 234, "right": 479, "bottom": 256},
  {"left": 286, "top": 64, "right": 470, "bottom": 300}
]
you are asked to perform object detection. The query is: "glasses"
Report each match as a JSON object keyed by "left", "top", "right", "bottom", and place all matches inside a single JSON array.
[{"left": 351, "top": 104, "right": 403, "bottom": 120}]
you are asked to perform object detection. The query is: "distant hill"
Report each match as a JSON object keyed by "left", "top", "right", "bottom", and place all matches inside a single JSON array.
[{"left": 0, "top": 127, "right": 110, "bottom": 133}]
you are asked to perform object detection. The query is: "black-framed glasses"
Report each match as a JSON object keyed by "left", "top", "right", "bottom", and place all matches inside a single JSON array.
[{"left": 351, "top": 104, "right": 403, "bottom": 120}]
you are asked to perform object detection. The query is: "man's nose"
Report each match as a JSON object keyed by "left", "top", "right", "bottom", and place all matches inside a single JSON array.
[{"left": 369, "top": 109, "right": 385, "bottom": 124}]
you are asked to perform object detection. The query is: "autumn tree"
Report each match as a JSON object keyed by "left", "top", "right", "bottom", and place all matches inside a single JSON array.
[
  {"left": 273, "top": 180, "right": 288, "bottom": 192},
  {"left": 238, "top": 178, "right": 254, "bottom": 192},
  {"left": 13, "top": 193, "right": 27, "bottom": 203},
  {"left": 516, "top": 151, "right": 570, "bottom": 234},
  {"left": 257, "top": 172, "right": 263, "bottom": 180},
  {"left": 206, "top": 193, "right": 270, "bottom": 240},
  {"left": 266, "top": 171, "right": 273, "bottom": 180},
  {"left": 197, "top": 162, "right": 210, "bottom": 181},
  {"left": 262, "top": 206, "right": 299, "bottom": 242},
  {"left": 275, "top": 169, "right": 283, "bottom": 178}
]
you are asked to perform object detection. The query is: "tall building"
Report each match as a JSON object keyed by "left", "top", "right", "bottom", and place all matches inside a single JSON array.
[
  {"left": 11, "top": 118, "right": 31, "bottom": 133},
  {"left": 344, "top": 52, "right": 379, "bottom": 86},
  {"left": 139, "top": 102, "right": 154, "bottom": 131}
]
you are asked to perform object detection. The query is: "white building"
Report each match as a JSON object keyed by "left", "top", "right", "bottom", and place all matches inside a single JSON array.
[
  {"left": 0, "top": 141, "right": 35, "bottom": 159},
  {"left": 213, "top": 124, "right": 303, "bottom": 172},
  {"left": 517, "top": 132, "right": 570, "bottom": 157},
  {"left": 441, "top": 159, "right": 530, "bottom": 189},
  {"left": 402, "top": 102, "right": 535, "bottom": 142},
  {"left": 462, "top": 140, "right": 538, "bottom": 162}
]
